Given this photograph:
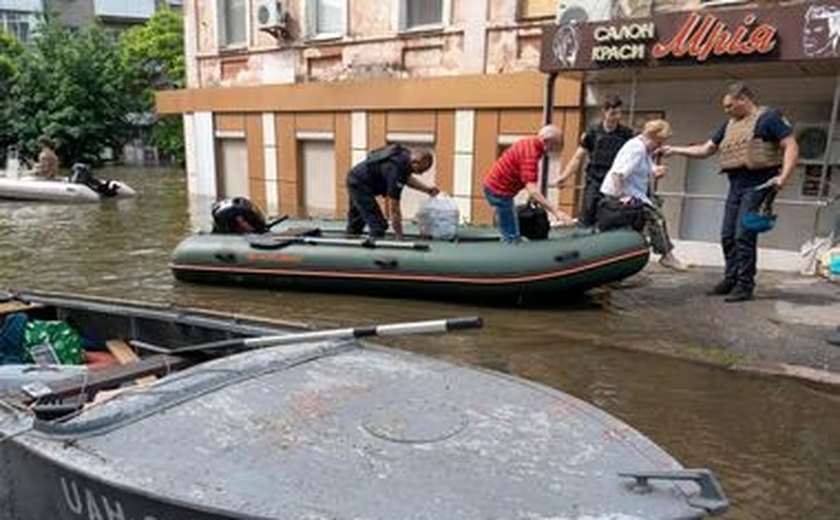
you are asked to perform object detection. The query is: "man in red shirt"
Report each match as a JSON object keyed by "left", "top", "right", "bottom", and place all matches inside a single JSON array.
[{"left": 483, "top": 125, "right": 573, "bottom": 243}]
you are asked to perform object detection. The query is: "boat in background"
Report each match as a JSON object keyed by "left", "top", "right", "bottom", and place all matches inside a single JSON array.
[
  {"left": 0, "top": 163, "right": 136, "bottom": 203},
  {"left": 172, "top": 217, "right": 650, "bottom": 305},
  {"left": 0, "top": 290, "right": 728, "bottom": 519}
]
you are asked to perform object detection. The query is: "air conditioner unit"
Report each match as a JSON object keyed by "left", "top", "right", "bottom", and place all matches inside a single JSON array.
[
  {"left": 256, "top": 0, "right": 288, "bottom": 34},
  {"left": 556, "top": 0, "right": 612, "bottom": 25},
  {"left": 796, "top": 123, "right": 840, "bottom": 164}
]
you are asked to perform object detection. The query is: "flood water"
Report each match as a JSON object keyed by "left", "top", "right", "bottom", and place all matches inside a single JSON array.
[{"left": 1, "top": 167, "right": 838, "bottom": 519}]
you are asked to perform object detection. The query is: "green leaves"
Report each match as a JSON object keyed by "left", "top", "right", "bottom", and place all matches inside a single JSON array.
[
  {"left": 121, "top": 6, "right": 186, "bottom": 164},
  {"left": 1, "top": 7, "right": 186, "bottom": 167}
]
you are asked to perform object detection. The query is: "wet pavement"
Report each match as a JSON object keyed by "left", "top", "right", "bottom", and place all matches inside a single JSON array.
[{"left": 605, "top": 266, "right": 840, "bottom": 387}]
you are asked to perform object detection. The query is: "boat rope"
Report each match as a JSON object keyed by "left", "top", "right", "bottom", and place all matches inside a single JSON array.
[{"left": 0, "top": 424, "right": 35, "bottom": 445}]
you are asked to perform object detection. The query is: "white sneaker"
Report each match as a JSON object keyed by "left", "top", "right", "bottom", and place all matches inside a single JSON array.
[{"left": 659, "top": 252, "right": 688, "bottom": 271}]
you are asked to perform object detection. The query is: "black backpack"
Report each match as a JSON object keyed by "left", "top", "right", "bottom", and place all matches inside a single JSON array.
[
  {"left": 364, "top": 144, "right": 406, "bottom": 172},
  {"left": 517, "top": 201, "right": 550, "bottom": 240}
]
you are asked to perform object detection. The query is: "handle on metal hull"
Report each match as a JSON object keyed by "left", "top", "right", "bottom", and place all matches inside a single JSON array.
[{"left": 619, "top": 469, "right": 729, "bottom": 516}]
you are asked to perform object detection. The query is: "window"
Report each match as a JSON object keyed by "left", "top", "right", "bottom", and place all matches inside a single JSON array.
[
  {"left": 306, "top": 0, "right": 344, "bottom": 39},
  {"left": 219, "top": 0, "right": 247, "bottom": 47},
  {"left": 0, "top": 11, "right": 33, "bottom": 43},
  {"left": 519, "top": 0, "right": 554, "bottom": 20},
  {"left": 400, "top": 0, "right": 446, "bottom": 31},
  {"left": 301, "top": 140, "right": 337, "bottom": 218}
]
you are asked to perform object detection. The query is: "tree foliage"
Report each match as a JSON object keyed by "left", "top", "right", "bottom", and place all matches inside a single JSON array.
[
  {"left": 0, "top": 31, "right": 25, "bottom": 161},
  {"left": 7, "top": 19, "right": 135, "bottom": 165},
  {"left": 121, "top": 6, "right": 185, "bottom": 164}
]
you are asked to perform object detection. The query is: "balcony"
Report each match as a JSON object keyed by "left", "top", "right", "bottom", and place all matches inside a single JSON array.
[{"left": 94, "top": 0, "right": 155, "bottom": 21}]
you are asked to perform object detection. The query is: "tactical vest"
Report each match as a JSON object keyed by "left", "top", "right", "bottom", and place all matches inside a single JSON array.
[
  {"left": 587, "top": 124, "right": 633, "bottom": 175},
  {"left": 718, "top": 107, "right": 783, "bottom": 172}
]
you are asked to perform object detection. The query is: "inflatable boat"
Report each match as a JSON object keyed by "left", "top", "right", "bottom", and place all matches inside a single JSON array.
[
  {"left": 0, "top": 176, "right": 135, "bottom": 203},
  {"left": 172, "top": 216, "right": 650, "bottom": 304},
  {"left": 0, "top": 164, "right": 135, "bottom": 203}
]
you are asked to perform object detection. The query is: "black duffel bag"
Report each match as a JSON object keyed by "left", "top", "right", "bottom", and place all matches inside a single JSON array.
[
  {"left": 517, "top": 201, "right": 550, "bottom": 240},
  {"left": 596, "top": 196, "right": 646, "bottom": 232}
]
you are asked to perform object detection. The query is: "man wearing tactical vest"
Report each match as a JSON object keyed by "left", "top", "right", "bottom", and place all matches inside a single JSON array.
[
  {"left": 346, "top": 144, "right": 439, "bottom": 240},
  {"left": 557, "top": 95, "right": 635, "bottom": 227},
  {"left": 664, "top": 83, "right": 799, "bottom": 302}
]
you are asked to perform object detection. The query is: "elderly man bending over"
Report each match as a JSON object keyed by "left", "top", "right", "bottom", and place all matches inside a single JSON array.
[{"left": 482, "top": 125, "right": 573, "bottom": 243}]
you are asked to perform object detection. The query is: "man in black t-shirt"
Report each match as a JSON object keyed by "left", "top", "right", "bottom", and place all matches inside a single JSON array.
[
  {"left": 664, "top": 83, "right": 799, "bottom": 302},
  {"left": 558, "top": 95, "right": 634, "bottom": 227},
  {"left": 346, "top": 145, "right": 439, "bottom": 240}
]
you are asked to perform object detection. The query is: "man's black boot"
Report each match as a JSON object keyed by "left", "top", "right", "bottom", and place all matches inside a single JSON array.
[
  {"left": 707, "top": 279, "right": 735, "bottom": 296},
  {"left": 724, "top": 287, "right": 753, "bottom": 303}
]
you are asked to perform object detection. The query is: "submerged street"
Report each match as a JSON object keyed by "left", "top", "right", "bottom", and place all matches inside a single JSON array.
[{"left": 1, "top": 167, "right": 838, "bottom": 519}]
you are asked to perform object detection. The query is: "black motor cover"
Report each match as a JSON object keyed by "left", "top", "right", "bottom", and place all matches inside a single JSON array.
[{"left": 211, "top": 197, "right": 268, "bottom": 234}]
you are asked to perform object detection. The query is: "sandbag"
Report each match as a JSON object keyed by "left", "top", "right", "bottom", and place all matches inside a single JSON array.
[
  {"left": 416, "top": 194, "right": 460, "bottom": 240},
  {"left": 517, "top": 201, "right": 549, "bottom": 240}
]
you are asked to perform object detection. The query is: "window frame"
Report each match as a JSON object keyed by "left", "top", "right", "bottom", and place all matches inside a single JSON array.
[
  {"left": 0, "top": 10, "right": 34, "bottom": 43},
  {"left": 304, "top": 0, "right": 346, "bottom": 41},
  {"left": 217, "top": 0, "right": 250, "bottom": 50},
  {"left": 395, "top": 0, "right": 451, "bottom": 34}
]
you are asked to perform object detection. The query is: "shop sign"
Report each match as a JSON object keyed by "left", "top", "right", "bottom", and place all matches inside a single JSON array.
[
  {"left": 540, "top": 2, "right": 840, "bottom": 72},
  {"left": 590, "top": 22, "right": 656, "bottom": 63}
]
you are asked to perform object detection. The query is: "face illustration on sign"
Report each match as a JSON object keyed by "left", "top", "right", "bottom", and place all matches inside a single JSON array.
[
  {"left": 803, "top": 5, "right": 840, "bottom": 57},
  {"left": 552, "top": 24, "right": 580, "bottom": 68}
]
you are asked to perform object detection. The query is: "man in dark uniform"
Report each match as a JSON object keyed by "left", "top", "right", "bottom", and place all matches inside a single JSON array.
[
  {"left": 558, "top": 95, "right": 634, "bottom": 227},
  {"left": 664, "top": 83, "right": 799, "bottom": 302},
  {"left": 346, "top": 144, "right": 438, "bottom": 240}
]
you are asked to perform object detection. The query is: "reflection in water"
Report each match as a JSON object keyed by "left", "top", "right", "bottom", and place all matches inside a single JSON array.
[{"left": 1, "top": 167, "right": 838, "bottom": 519}]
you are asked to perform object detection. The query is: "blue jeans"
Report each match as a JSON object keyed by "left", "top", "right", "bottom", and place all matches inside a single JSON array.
[
  {"left": 484, "top": 185, "right": 520, "bottom": 243},
  {"left": 721, "top": 169, "right": 777, "bottom": 291}
]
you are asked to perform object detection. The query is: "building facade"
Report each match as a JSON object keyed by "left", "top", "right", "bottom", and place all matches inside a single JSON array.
[
  {"left": 0, "top": 1, "right": 182, "bottom": 42},
  {"left": 157, "top": 0, "right": 839, "bottom": 268}
]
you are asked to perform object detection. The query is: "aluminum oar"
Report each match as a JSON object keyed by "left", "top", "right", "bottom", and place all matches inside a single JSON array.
[{"left": 172, "top": 316, "right": 483, "bottom": 354}]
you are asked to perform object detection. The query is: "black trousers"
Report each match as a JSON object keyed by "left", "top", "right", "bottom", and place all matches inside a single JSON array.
[
  {"left": 721, "top": 170, "right": 777, "bottom": 291},
  {"left": 580, "top": 173, "right": 607, "bottom": 227},
  {"left": 346, "top": 184, "right": 388, "bottom": 237}
]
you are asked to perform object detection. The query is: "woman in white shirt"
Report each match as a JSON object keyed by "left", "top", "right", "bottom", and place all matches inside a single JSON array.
[{"left": 599, "top": 119, "right": 687, "bottom": 271}]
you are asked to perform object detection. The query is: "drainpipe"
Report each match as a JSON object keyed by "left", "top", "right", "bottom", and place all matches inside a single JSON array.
[
  {"left": 628, "top": 70, "right": 638, "bottom": 127},
  {"left": 813, "top": 73, "right": 840, "bottom": 238},
  {"left": 540, "top": 72, "right": 559, "bottom": 196}
]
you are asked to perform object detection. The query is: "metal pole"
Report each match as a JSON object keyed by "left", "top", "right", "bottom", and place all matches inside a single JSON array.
[
  {"left": 813, "top": 73, "right": 840, "bottom": 237},
  {"left": 540, "top": 72, "right": 558, "bottom": 196},
  {"left": 629, "top": 69, "right": 638, "bottom": 128}
]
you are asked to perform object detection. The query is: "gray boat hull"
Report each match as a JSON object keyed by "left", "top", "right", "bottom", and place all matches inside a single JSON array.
[{"left": 0, "top": 292, "right": 722, "bottom": 519}]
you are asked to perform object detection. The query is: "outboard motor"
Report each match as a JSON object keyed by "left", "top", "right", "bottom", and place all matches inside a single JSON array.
[
  {"left": 70, "top": 163, "right": 121, "bottom": 197},
  {"left": 211, "top": 197, "right": 268, "bottom": 234},
  {"left": 69, "top": 163, "right": 93, "bottom": 184}
]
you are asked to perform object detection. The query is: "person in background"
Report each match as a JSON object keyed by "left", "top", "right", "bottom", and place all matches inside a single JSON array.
[
  {"left": 599, "top": 119, "right": 687, "bottom": 271},
  {"left": 346, "top": 144, "right": 439, "bottom": 241},
  {"left": 482, "top": 125, "right": 574, "bottom": 244},
  {"left": 663, "top": 82, "right": 799, "bottom": 302},
  {"left": 36, "top": 136, "right": 59, "bottom": 180},
  {"left": 558, "top": 95, "right": 635, "bottom": 227}
]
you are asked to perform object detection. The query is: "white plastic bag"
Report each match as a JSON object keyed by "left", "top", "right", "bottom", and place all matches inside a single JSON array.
[{"left": 415, "top": 193, "right": 460, "bottom": 240}]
